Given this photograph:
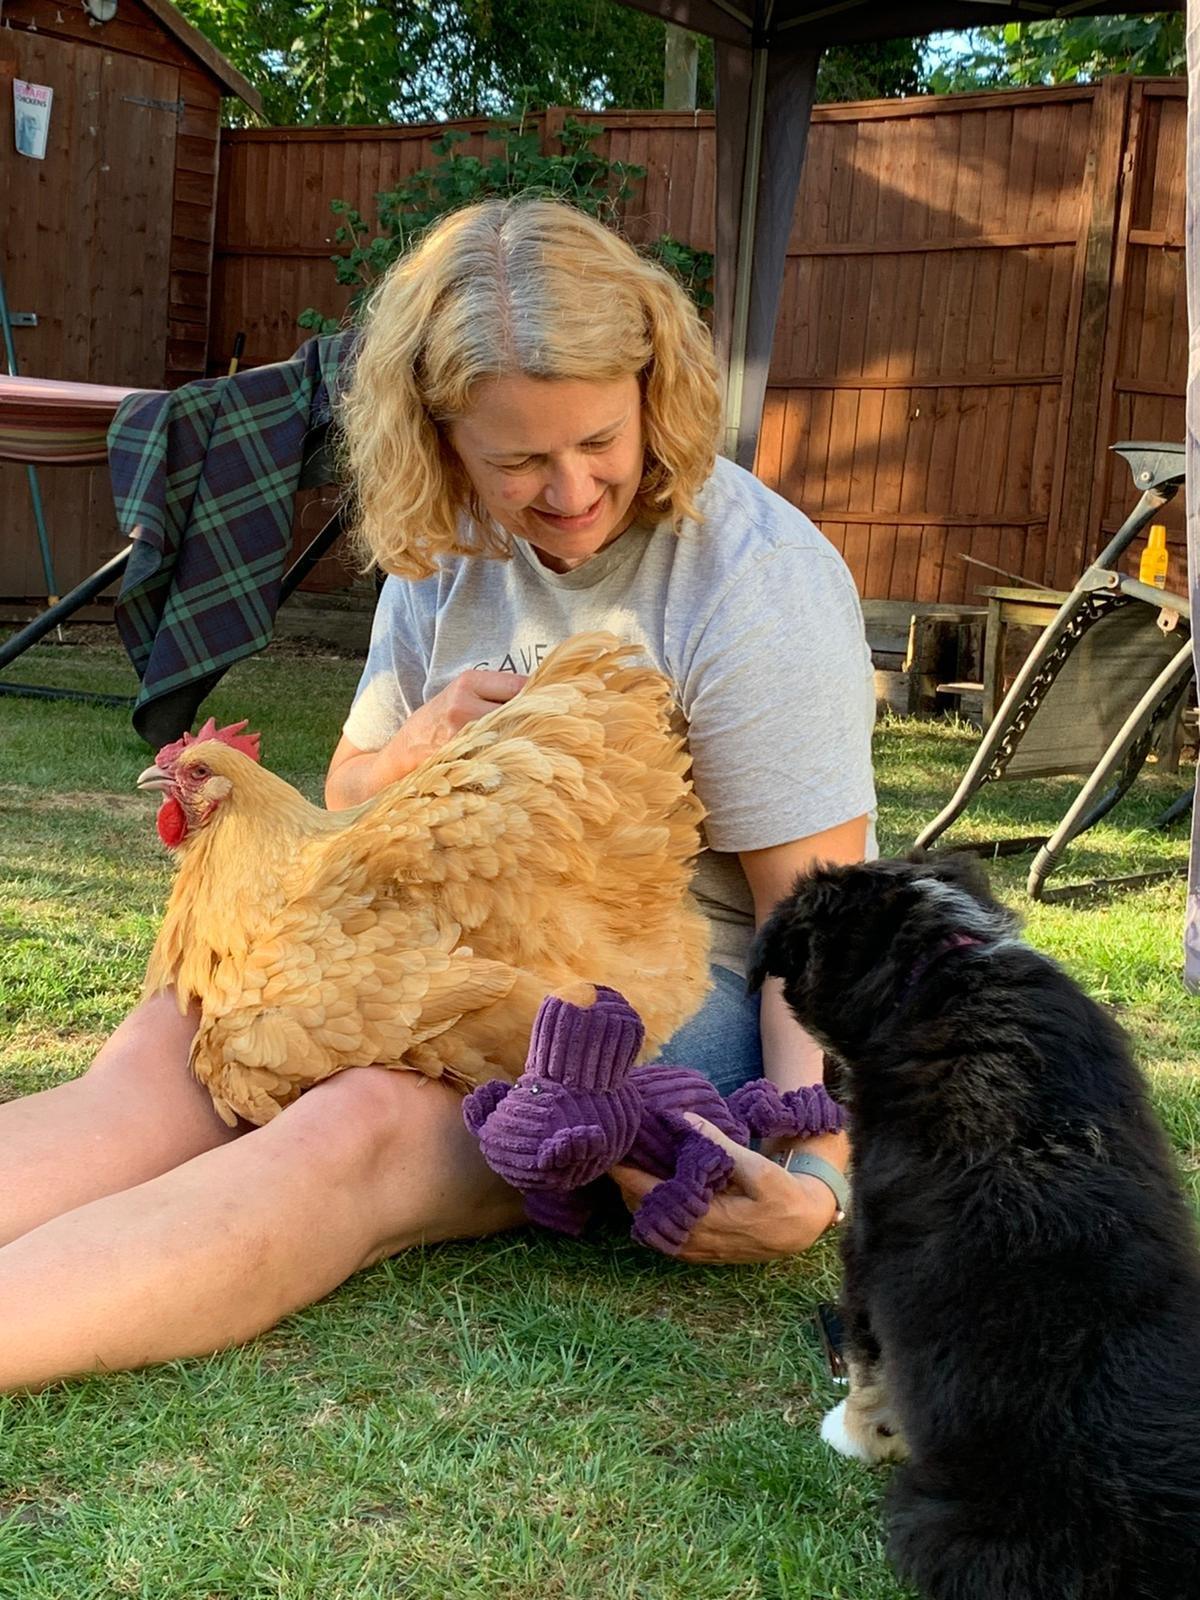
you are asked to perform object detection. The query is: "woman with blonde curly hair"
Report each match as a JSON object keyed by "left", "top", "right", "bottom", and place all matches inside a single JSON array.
[
  {"left": 0, "top": 199, "right": 873, "bottom": 1392},
  {"left": 327, "top": 198, "right": 875, "bottom": 1262}
]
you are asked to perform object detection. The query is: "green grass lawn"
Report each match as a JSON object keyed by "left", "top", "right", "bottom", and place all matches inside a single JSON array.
[{"left": 1, "top": 636, "right": 1197, "bottom": 1600}]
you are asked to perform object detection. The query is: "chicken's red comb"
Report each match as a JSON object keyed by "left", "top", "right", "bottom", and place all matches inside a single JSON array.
[{"left": 155, "top": 718, "right": 262, "bottom": 768}]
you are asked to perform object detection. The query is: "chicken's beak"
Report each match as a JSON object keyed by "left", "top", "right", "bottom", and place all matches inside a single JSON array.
[{"left": 136, "top": 764, "right": 174, "bottom": 795}]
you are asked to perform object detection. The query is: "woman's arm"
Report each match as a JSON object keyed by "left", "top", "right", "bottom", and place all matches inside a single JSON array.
[
  {"left": 325, "top": 732, "right": 415, "bottom": 811},
  {"left": 325, "top": 670, "right": 529, "bottom": 811},
  {"left": 612, "top": 814, "right": 868, "bottom": 1264},
  {"left": 738, "top": 816, "right": 866, "bottom": 1220}
]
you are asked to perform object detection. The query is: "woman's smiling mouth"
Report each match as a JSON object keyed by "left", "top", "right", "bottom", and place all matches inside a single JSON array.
[{"left": 529, "top": 494, "right": 606, "bottom": 532}]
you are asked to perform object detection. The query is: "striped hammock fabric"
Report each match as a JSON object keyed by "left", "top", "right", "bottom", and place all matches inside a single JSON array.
[{"left": 0, "top": 374, "right": 155, "bottom": 466}]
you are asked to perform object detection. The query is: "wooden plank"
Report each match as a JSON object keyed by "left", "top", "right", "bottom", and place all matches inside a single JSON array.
[
  {"left": 90, "top": 51, "right": 179, "bottom": 563},
  {"left": 810, "top": 85, "right": 1096, "bottom": 122},
  {"left": 752, "top": 385, "right": 787, "bottom": 492},
  {"left": 169, "top": 234, "right": 215, "bottom": 276},
  {"left": 215, "top": 241, "right": 353, "bottom": 260},
  {"left": 1044, "top": 93, "right": 1102, "bottom": 581},
  {"left": 168, "top": 271, "right": 211, "bottom": 314},
  {"left": 1078, "top": 80, "right": 1148, "bottom": 583},
  {"left": 794, "top": 508, "right": 1049, "bottom": 530},
  {"left": 851, "top": 387, "right": 886, "bottom": 591},
  {"left": 1128, "top": 228, "right": 1186, "bottom": 249},
  {"left": 172, "top": 197, "right": 216, "bottom": 244},
  {"left": 1047, "top": 75, "right": 1130, "bottom": 590},
  {"left": 221, "top": 117, "right": 504, "bottom": 146},
  {"left": 176, "top": 134, "right": 219, "bottom": 177},
  {"left": 784, "top": 229, "right": 1078, "bottom": 257},
  {"left": 174, "top": 168, "right": 216, "bottom": 209},
  {"left": 915, "top": 526, "right": 951, "bottom": 604},
  {"left": 167, "top": 333, "right": 208, "bottom": 367},
  {"left": 137, "top": 0, "right": 260, "bottom": 108},
  {"left": 799, "top": 388, "right": 838, "bottom": 551}
]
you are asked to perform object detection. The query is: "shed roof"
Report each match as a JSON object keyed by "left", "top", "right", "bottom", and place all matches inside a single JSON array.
[{"left": 140, "top": 0, "right": 263, "bottom": 113}]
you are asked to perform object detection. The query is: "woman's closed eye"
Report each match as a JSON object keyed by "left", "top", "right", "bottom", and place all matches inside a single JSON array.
[{"left": 489, "top": 437, "right": 618, "bottom": 473}]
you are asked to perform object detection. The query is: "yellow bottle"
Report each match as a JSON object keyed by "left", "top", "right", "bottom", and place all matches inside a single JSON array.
[{"left": 1139, "top": 524, "right": 1169, "bottom": 589}]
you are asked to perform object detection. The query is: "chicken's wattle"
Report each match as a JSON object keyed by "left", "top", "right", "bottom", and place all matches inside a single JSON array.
[{"left": 157, "top": 795, "right": 187, "bottom": 848}]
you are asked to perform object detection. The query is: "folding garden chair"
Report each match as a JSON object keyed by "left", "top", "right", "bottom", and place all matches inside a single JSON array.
[{"left": 913, "top": 441, "right": 1194, "bottom": 899}]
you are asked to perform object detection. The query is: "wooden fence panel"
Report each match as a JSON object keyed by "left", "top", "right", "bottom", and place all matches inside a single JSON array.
[
  {"left": 757, "top": 89, "right": 1107, "bottom": 602},
  {"left": 210, "top": 119, "right": 523, "bottom": 370},
  {"left": 210, "top": 82, "right": 1187, "bottom": 604}
]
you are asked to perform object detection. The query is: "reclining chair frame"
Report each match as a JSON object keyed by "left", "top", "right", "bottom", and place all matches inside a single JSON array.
[{"left": 913, "top": 441, "right": 1194, "bottom": 900}]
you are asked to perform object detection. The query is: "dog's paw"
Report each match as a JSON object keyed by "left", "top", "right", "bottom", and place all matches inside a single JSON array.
[{"left": 820, "top": 1400, "right": 877, "bottom": 1463}]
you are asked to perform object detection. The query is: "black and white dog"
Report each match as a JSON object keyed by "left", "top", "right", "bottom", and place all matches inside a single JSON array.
[{"left": 750, "top": 855, "right": 1200, "bottom": 1600}]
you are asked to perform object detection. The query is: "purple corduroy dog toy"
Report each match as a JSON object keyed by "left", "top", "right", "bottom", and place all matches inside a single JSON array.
[{"left": 462, "top": 983, "right": 844, "bottom": 1256}]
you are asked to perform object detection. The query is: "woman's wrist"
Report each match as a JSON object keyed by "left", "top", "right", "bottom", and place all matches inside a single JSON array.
[
  {"left": 771, "top": 1128, "right": 849, "bottom": 1236},
  {"left": 777, "top": 1150, "right": 849, "bottom": 1221},
  {"left": 761, "top": 1125, "right": 849, "bottom": 1165}
]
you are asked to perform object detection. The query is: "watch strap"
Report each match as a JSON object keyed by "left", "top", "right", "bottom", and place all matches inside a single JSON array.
[{"left": 780, "top": 1149, "right": 849, "bottom": 1220}]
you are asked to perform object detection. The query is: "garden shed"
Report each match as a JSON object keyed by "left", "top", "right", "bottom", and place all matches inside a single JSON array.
[{"left": 0, "top": 0, "right": 259, "bottom": 606}]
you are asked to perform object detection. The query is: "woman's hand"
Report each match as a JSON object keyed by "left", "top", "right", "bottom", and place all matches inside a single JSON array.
[
  {"left": 328, "top": 671, "right": 529, "bottom": 807},
  {"left": 387, "top": 669, "right": 528, "bottom": 773},
  {"left": 610, "top": 1114, "right": 839, "bottom": 1264}
]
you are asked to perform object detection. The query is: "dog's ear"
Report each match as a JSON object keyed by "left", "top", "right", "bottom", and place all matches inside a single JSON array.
[
  {"left": 908, "top": 851, "right": 1017, "bottom": 928},
  {"left": 904, "top": 849, "right": 994, "bottom": 902},
  {"left": 747, "top": 895, "right": 809, "bottom": 994}
]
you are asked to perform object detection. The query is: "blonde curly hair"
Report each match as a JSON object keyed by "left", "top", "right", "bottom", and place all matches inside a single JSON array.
[{"left": 340, "top": 197, "right": 722, "bottom": 579}]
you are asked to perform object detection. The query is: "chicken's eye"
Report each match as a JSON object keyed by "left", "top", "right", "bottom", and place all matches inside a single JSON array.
[{"left": 191, "top": 763, "right": 211, "bottom": 780}]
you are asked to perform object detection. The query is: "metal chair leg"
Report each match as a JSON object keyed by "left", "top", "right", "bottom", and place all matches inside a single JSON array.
[{"left": 0, "top": 546, "right": 135, "bottom": 709}]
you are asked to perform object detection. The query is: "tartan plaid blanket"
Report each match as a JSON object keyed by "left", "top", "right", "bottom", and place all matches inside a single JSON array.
[{"left": 110, "top": 332, "right": 353, "bottom": 742}]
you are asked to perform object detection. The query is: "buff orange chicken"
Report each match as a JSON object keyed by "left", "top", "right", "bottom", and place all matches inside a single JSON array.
[{"left": 137, "top": 633, "right": 711, "bottom": 1126}]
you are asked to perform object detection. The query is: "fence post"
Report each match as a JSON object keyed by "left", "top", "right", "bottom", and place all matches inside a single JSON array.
[
  {"left": 542, "top": 107, "right": 566, "bottom": 155},
  {"left": 1047, "top": 75, "right": 1132, "bottom": 589}
]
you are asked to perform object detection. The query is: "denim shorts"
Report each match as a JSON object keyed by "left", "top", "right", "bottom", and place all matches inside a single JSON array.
[{"left": 656, "top": 963, "right": 763, "bottom": 1098}]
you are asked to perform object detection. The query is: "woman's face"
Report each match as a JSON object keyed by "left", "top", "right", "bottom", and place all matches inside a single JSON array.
[{"left": 446, "top": 373, "right": 644, "bottom": 573}]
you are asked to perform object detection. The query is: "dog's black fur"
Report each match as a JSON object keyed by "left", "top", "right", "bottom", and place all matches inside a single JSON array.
[{"left": 750, "top": 855, "right": 1200, "bottom": 1600}]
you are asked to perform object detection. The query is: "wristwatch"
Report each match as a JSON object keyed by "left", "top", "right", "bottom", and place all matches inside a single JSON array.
[{"left": 777, "top": 1148, "right": 849, "bottom": 1224}]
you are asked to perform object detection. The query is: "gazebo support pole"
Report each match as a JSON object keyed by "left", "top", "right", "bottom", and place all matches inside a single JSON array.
[{"left": 723, "top": 44, "right": 769, "bottom": 462}]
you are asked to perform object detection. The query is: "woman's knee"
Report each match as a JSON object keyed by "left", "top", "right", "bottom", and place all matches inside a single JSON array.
[
  {"left": 288, "top": 1067, "right": 524, "bottom": 1251},
  {"left": 291, "top": 1066, "right": 459, "bottom": 1172}
]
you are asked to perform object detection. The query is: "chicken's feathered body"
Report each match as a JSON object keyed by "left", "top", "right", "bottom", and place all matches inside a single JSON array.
[{"left": 141, "top": 634, "right": 711, "bottom": 1125}]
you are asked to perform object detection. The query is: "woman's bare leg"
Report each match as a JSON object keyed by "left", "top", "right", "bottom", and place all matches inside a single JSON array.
[
  {"left": 0, "top": 992, "right": 240, "bottom": 1247},
  {"left": 0, "top": 1065, "right": 525, "bottom": 1392}
]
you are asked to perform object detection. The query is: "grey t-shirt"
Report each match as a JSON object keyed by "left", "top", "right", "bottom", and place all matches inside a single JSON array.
[{"left": 343, "top": 454, "right": 877, "bottom": 973}]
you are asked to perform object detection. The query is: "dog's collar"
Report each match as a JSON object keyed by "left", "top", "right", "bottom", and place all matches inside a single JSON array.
[{"left": 904, "top": 932, "right": 986, "bottom": 996}]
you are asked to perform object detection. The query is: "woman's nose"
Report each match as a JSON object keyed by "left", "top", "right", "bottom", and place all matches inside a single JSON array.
[{"left": 542, "top": 456, "right": 598, "bottom": 515}]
